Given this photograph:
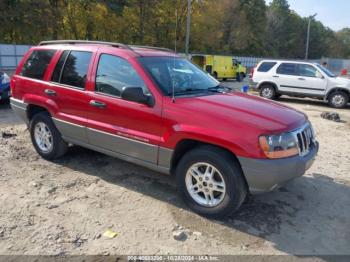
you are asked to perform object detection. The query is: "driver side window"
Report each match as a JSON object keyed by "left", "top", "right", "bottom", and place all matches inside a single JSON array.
[
  {"left": 298, "top": 64, "right": 318, "bottom": 78},
  {"left": 95, "top": 54, "right": 148, "bottom": 97}
]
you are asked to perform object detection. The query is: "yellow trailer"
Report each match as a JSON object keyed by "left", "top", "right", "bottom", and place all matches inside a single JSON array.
[{"left": 191, "top": 54, "right": 246, "bottom": 82}]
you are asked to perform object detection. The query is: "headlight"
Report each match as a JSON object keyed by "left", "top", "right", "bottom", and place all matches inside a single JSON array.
[{"left": 259, "top": 132, "right": 299, "bottom": 159}]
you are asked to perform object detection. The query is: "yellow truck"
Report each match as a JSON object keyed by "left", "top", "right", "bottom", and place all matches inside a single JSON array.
[{"left": 191, "top": 54, "right": 247, "bottom": 82}]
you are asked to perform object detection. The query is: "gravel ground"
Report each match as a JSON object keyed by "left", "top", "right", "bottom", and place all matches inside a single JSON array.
[{"left": 0, "top": 81, "right": 349, "bottom": 256}]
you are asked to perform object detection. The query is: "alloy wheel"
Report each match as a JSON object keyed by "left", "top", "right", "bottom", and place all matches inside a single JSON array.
[
  {"left": 34, "top": 122, "right": 53, "bottom": 153},
  {"left": 185, "top": 162, "right": 226, "bottom": 207}
]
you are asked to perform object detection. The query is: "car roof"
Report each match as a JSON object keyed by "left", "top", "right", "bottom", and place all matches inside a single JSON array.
[
  {"left": 259, "top": 59, "right": 318, "bottom": 65},
  {"left": 36, "top": 40, "right": 178, "bottom": 58}
]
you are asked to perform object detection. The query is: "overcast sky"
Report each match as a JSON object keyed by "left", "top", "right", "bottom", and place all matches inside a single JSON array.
[{"left": 265, "top": 0, "right": 349, "bottom": 31}]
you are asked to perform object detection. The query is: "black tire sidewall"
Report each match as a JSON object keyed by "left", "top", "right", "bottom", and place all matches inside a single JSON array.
[
  {"left": 30, "top": 112, "right": 64, "bottom": 160},
  {"left": 236, "top": 73, "right": 242, "bottom": 82},
  {"left": 328, "top": 91, "right": 348, "bottom": 108},
  {"left": 176, "top": 147, "right": 247, "bottom": 218},
  {"left": 260, "top": 85, "right": 276, "bottom": 99}
]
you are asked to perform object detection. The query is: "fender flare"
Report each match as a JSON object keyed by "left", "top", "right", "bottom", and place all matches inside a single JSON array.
[{"left": 23, "top": 94, "right": 59, "bottom": 118}]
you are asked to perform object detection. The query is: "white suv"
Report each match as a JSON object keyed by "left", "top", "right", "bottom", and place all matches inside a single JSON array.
[{"left": 250, "top": 60, "right": 350, "bottom": 108}]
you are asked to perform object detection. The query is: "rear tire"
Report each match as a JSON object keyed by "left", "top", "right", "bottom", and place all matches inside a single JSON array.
[
  {"left": 30, "top": 112, "right": 68, "bottom": 160},
  {"left": 213, "top": 72, "right": 218, "bottom": 79},
  {"left": 259, "top": 84, "right": 277, "bottom": 100},
  {"left": 328, "top": 91, "right": 349, "bottom": 108},
  {"left": 236, "top": 73, "right": 242, "bottom": 82},
  {"left": 176, "top": 145, "right": 247, "bottom": 219}
]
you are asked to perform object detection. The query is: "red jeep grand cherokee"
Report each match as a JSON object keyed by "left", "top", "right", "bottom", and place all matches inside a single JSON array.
[{"left": 10, "top": 40, "right": 318, "bottom": 218}]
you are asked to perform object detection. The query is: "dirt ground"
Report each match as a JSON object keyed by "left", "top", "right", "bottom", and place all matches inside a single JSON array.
[{"left": 0, "top": 82, "right": 350, "bottom": 256}]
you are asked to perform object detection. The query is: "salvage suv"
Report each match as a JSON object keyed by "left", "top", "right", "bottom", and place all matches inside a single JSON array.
[
  {"left": 250, "top": 60, "right": 350, "bottom": 108},
  {"left": 10, "top": 41, "right": 319, "bottom": 218}
]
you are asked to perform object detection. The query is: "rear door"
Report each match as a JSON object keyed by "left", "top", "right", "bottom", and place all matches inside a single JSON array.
[
  {"left": 274, "top": 63, "right": 299, "bottom": 93},
  {"left": 86, "top": 51, "right": 162, "bottom": 164},
  {"left": 47, "top": 49, "right": 95, "bottom": 143}
]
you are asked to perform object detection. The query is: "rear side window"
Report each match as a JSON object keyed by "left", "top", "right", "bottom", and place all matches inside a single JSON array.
[
  {"left": 257, "top": 62, "right": 276, "bottom": 72},
  {"left": 51, "top": 50, "right": 69, "bottom": 83},
  {"left": 21, "top": 49, "right": 56, "bottom": 80},
  {"left": 276, "top": 63, "right": 297, "bottom": 75},
  {"left": 95, "top": 54, "right": 147, "bottom": 97},
  {"left": 58, "top": 51, "right": 92, "bottom": 89}
]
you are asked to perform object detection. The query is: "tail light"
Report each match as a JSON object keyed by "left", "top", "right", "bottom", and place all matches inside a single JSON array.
[
  {"left": 10, "top": 77, "right": 16, "bottom": 96},
  {"left": 250, "top": 67, "right": 255, "bottom": 79}
]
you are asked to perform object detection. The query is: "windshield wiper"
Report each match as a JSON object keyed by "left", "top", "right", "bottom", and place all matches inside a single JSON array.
[
  {"left": 173, "top": 88, "right": 208, "bottom": 95},
  {"left": 207, "top": 85, "right": 232, "bottom": 93}
]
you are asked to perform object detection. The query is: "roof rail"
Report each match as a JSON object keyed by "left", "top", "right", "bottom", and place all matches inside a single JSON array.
[
  {"left": 129, "top": 45, "right": 174, "bottom": 53},
  {"left": 38, "top": 40, "right": 131, "bottom": 50}
]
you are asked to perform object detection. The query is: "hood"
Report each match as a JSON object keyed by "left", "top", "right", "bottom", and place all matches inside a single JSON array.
[{"left": 175, "top": 92, "right": 307, "bottom": 134}]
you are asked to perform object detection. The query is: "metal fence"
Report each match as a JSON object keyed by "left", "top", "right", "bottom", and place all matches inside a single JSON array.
[
  {"left": 1, "top": 43, "right": 349, "bottom": 75},
  {"left": 0, "top": 44, "right": 31, "bottom": 68}
]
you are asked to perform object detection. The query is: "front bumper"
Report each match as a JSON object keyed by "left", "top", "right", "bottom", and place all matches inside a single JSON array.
[
  {"left": 238, "top": 142, "right": 319, "bottom": 194},
  {"left": 10, "top": 98, "right": 29, "bottom": 125}
]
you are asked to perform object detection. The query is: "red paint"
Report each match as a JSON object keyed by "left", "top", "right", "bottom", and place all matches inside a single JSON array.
[{"left": 11, "top": 44, "right": 307, "bottom": 160}]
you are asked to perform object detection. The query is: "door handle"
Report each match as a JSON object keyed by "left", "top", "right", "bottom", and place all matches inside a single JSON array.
[
  {"left": 44, "top": 89, "right": 56, "bottom": 96},
  {"left": 273, "top": 75, "right": 279, "bottom": 78},
  {"left": 89, "top": 100, "right": 106, "bottom": 108},
  {"left": 298, "top": 77, "right": 305, "bottom": 80}
]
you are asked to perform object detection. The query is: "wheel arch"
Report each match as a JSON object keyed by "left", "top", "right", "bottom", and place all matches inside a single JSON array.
[
  {"left": 27, "top": 104, "right": 51, "bottom": 121},
  {"left": 325, "top": 87, "right": 350, "bottom": 100},
  {"left": 169, "top": 139, "right": 249, "bottom": 189},
  {"left": 257, "top": 81, "right": 278, "bottom": 91}
]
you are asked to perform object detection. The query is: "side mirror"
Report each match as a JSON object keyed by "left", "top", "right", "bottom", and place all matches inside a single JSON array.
[
  {"left": 316, "top": 71, "right": 324, "bottom": 79},
  {"left": 121, "top": 87, "right": 154, "bottom": 107}
]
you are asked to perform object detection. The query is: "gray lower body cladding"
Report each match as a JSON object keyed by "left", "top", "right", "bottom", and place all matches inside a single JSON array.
[
  {"left": 249, "top": 79, "right": 259, "bottom": 90},
  {"left": 238, "top": 142, "right": 319, "bottom": 194}
]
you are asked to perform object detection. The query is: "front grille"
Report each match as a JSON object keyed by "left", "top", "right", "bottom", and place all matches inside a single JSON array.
[{"left": 294, "top": 123, "right": 315, "bottom": 156}]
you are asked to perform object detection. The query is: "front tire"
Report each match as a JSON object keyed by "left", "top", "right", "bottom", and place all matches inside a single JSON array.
[
  {"left": 328, "top": 91, "right": 349, "bottom": 108},
  {"left": 176, "top": 146, "right": 247, "bottom": 218},
  {"left": 30, "top": 112, "right": 68, "bottom": 160}
]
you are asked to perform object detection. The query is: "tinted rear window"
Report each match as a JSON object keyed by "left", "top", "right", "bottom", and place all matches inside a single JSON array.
[
  {"left": 257, "top": 62, "right": 276, "bottom": 72},
  {"left": 21, "top": 50, "right": 56, "bottom": 80},
  {"left": 60, "top": 51, "right": 92, "bottom": 89},
  {"left": 276, "top": 63, "right": 298, "bottom": 75}
]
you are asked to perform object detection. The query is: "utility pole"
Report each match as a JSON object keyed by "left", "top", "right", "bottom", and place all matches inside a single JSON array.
[
  {"left": 185, "top": 0, "right": 191, "bottom": 57},
  {"left": 305, "top": 13, "right": 317, "bottom": 60}
]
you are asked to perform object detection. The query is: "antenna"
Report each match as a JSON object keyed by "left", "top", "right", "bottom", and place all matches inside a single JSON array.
[{"left": 172, "top": 9, "right": 178, "bottom": 103}]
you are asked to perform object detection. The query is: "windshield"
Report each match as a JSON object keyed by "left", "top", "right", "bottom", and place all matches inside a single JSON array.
[
  {"left": 138, "top": 57, "right": 219, "bottom": 96},
  {"left": 316, "top": 64, "right": 336, "bottom": 77}
]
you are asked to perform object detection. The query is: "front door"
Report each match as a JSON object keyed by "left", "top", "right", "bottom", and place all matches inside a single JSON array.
[
  {"left": 86, "top": 53, "right": 162, "bottom": 164},
  {"left": 295, "top": 63, "right": 327, "bottom": 96}
]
